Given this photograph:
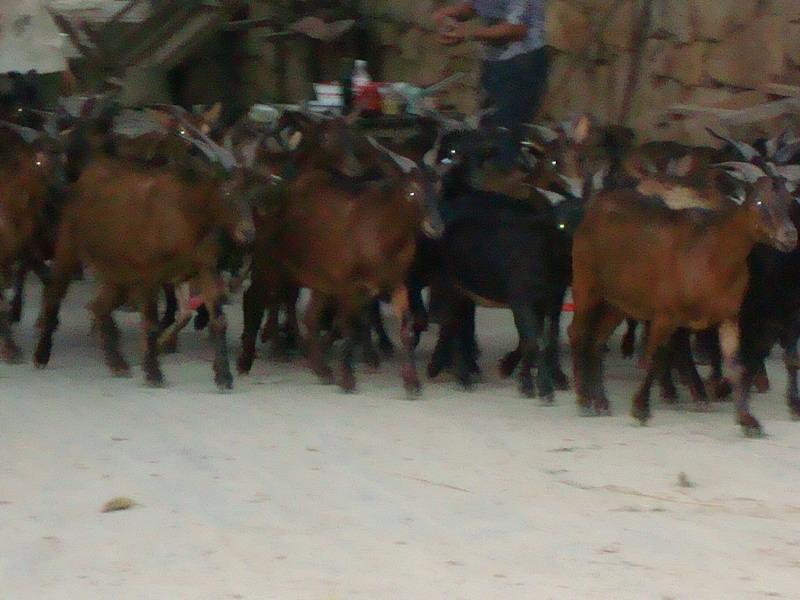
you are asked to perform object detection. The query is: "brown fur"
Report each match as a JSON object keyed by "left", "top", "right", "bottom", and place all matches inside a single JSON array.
[
  {"left": 33, "top": 151, "right": 254, "bottom": 389},
  {"left": 570, "top": 178, "right": 797, "bottom": 435},
  {"left": 0, "top": 128, "right": 54, "bottom": 360}
]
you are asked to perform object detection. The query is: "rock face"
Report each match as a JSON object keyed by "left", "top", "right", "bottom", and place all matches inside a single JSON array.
[
  {"left": 706, "top": 17, "right": 786, "bottom": 87},
  {"left": 245, "top": 0, "right": 800, "bottom": 144}
]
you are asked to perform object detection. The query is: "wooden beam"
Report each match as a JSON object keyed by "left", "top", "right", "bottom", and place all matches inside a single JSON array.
[{"left": 759, "top": 83, "right": 800, "bottom": 98}]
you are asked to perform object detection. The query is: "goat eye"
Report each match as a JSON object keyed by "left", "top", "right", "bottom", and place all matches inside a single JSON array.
[
  {"left": 551, "top": 160, "right": 558, "bottom": 167},
  {"left": 35, "top": 160, "right": 42, "bottom": 167},
  {"left": 558, "top": 223, "right": 566, "bottom": 230},
  {"left": 756, "top": 200, "right": 763, "bottom": 206}
]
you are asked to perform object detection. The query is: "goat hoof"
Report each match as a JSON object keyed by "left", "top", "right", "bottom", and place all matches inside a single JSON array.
[
  {"left": 578, "top": 402, "right": 594, "bottom": 417},
  {"left": 33, "top": 350, "right": 50, "bottom": 368},
  {"left": 145, "top": 374, "right": 166, "bottom": 388},
  {"left": 710, "top": 378, "right": 733, "bottom": 399},
  {"left": 379, "top": 339, "right": 395, "bottom": 358},
  {"left": 552, "top": 370, "right": 570, "bottom": 391},
  {"left": 216, "top": 380, "right": 234, "bottom": 393},
  {"left": 738, "top": 414, "right": 763, "bottom": 438},
  {"left": 689, "top": 401, "right": 713, "bottom": 413},
  {"left": 427, "top": 360, "right": 443, "bottom": 379},
  {"left": 519, "top": 379, "right": 535, "bottom": 398},
  {"left": 742, "top": 424, "right": 764, "bottom": 438},
  {"left": 339, "top": 376, "right": 357, "bottom": 394},
  {"left": 1, "top": 343, "right": 24, "bottom": 365},
  {"left": 161, "top": 338, "right": 178, "bottom": 354},
  {"left": 621, "top": 338, "right": 635, "bottom": 359},
  {"left": 790, "top": 410, "right": 800, "bottom": 421},
  {"left": 404, "top": 381, "right": 422, "bottom": 400},
  {"left": 457, "top": 377, "right": 474, "bottom": 392},
  {"left": 236, "top": 356, "right": 253, "bottom": 375},
  {"left": 539, "top": 393, "right": 555, "bottom": 406},
  {"left": 111, "top": 365, "right": 132, "bottom": 378},
  {"left": 660, "top": 389, "right": 678, "bottom": 404},
  {"left": 753, "top": 372, "right": 770, "bottom": 394},
  {"left": 631, "top": 406, "right": 651, "bottom": 425}
]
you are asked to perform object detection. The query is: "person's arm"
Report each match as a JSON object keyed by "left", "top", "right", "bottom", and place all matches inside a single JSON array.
[
  {"left": 440, "top": 20, "right": 528, "bottom": 45},
  {"left": 432, "top": 2, "right": 477, "bottom": 26},
  {"left": 440, "top": 0, "right": 532, "bottom": 45}
]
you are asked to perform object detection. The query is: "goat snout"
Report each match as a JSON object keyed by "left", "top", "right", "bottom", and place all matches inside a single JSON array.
[
  {"left": 234, "top": 221, "right": 256, "bottom": 246},
  {"left": 774, "top": 224, "right": 798, "bottom": 252},
  {"left": 422, "top": 217, "right": 444, "bottom": 239}
]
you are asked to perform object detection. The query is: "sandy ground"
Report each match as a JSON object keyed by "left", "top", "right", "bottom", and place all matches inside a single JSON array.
[{"left": 2, "top": 280, "right": 800, "bottom": 600}]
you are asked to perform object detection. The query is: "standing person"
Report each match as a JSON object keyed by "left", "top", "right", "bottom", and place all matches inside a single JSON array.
[{"left": 433, "top": 0, "right": 549, "bottom": 171}]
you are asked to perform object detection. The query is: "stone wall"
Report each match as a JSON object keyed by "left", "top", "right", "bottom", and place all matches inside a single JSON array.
[{"left": 241, "top": 1, "right": 800, "bottom": 144}]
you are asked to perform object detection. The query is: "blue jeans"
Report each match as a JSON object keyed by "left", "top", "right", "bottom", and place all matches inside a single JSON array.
[{"left": 479, "top": 47, "right": 550, "bottom": 169}]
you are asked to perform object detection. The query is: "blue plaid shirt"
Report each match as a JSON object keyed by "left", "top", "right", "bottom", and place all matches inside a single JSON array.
[{"left": 473, "top": 0, "right": 547, "bottom": 61}]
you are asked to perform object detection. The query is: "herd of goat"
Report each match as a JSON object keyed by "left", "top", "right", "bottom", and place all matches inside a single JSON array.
[{"left": 3, "top": 78, "right": 800, "bottom": 438}]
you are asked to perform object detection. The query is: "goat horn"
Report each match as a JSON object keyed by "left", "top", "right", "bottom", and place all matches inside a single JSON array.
[
  {"left": 366, "top": 135, "right": 417, "bottom": 174},
  {"left": 0, "top": 120, "right": 40, "bottom": 143},
  {"left": 534, "top": 187, "right": 566, "bottom": 206},
  {"left": 524, "top": 123, "right": 559, "bottom": 144},
  {"left": 171, "top": 108, "right": 239, "bottom": 170},
  {"left": 774, "top": 140, "right": 800, "bottom": 165},
  {"left": 776, "top": 164, "right": 800, "bottom": 189},
  {"left": 766, "top": 128, "right": 791, "bottom": 158},
  {"left": 706, "top": 128, "right": 760, "bottom": 161},
  {"left": 715, "top": 161, "right": 768, "bottom": 183}
]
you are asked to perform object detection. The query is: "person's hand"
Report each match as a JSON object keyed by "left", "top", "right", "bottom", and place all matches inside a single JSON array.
[
  {"left": 432, "top": 7, "right": 452, "bottom": 28},
  {"left": 439, "top": 21, "right": 467, "bottom": 45}
]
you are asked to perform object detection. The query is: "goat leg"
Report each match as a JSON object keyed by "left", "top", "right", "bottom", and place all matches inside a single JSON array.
[
  {"left": 672, "top": 328, "right": 709, "bottom": 408},
  {"left": 142, "top": 297, "right": 165, "bottom": 386},
  {"left": 370, "top": 299, "right": 395, "bottom": 358},
  {"left": 237, "top": 275, "right": 266, "bottom": 375},
  {"left": 33, "top": 265, "right": 75, "bottom": 369},
  {"left": 752, "top": 361, "right": 770, "bottom": 394},
  {"left": 545, "top": 303, "right": 569, "bottom": 390},
  {"left": 359, "top": 307, "right": 381, "bottom": 370},
  {"left": 10, "top": 265, "right": 27, "bottom": 324},
  {"left": 90, "top": 284, "right": 131, "bottom": 377},
  {"left": 196, "top": 272, "right": 233, "bottom": 391},
  {"left": 0, "top": 294, "right": 22, "bottom": 364},
  {"left": 631, "top": 320, "right": 677, "bottom": 424},
  {"left": 620, "top": 319, "right": 638, "bottom": 358},
  {"left": 392, "top": 286, "right": 421, "bottom": 398},
  {"left": 338, "top": 312, "right": 358, "bottom": 393},
  {"left": 304, "top": 291, "right": 334, "bottom": 384},
  {"left": 720, "top": 320, "right": 762, "bottom": 437}
]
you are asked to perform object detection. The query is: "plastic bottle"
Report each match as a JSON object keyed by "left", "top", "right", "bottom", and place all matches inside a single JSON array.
[{"left": 352, "top": 59, "right": 372, "bottom": 94}]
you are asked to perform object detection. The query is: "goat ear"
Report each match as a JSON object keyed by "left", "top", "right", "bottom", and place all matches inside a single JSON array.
[
  {"left": 776, "top": 164, "right": 800, "bottom": 192},
  {"left": 624, "top": 154, "right": 656, "bottom": 178},
  {"left": 715, "top": 161, "right": 767, "bottom": 184},
  {"left": 571, "top": 114, "right": 592, "bottom": 144},
  {"left": 0, "top": 120, "right": 40, "bottom": 144},
  {"left": 524, "top": 123, "right": 559, "bottom": 144},
  {"left": 287, "top": 131, "right": 303, "bottom": 151},
  {"left": 535, "top": 187, "right": 565, "bottom": 206},
  {"left": 202, "top": 102, "right": 222, "bottom": 127},
  {"left": 706, "top": 128, "right": 760, "bottom": 161},
  {"left": 592, "top": 166, "right": 608, "bottom": 192},
  {"left": 237, "top": 139, "right": 260, "bottom": 168},
  {"left": 667, "top": 154, "right": 695, "bottom": 178}
]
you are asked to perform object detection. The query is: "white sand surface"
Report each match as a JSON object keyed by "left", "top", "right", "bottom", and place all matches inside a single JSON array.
[{"left": 2, "top": 281, "right": 799, "bottom": 600}]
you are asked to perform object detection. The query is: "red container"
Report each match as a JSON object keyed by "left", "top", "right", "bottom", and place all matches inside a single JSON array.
[{"left": 355, "top": 82, "right": 383, "bottom": 114}]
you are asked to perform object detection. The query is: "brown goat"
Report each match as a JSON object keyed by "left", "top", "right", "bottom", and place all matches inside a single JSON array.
[
  {"left": 0, "top": 123, "right": 58, "bottom": 360},
  {"left": 570, "top": 164, "right": 798, "bottom": 436},
  {"left": 33, "top": 118, "right": 255, "bottom": 390},
  {"left": 244, "top": 122, "right": 441, "bottom": 394}
]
